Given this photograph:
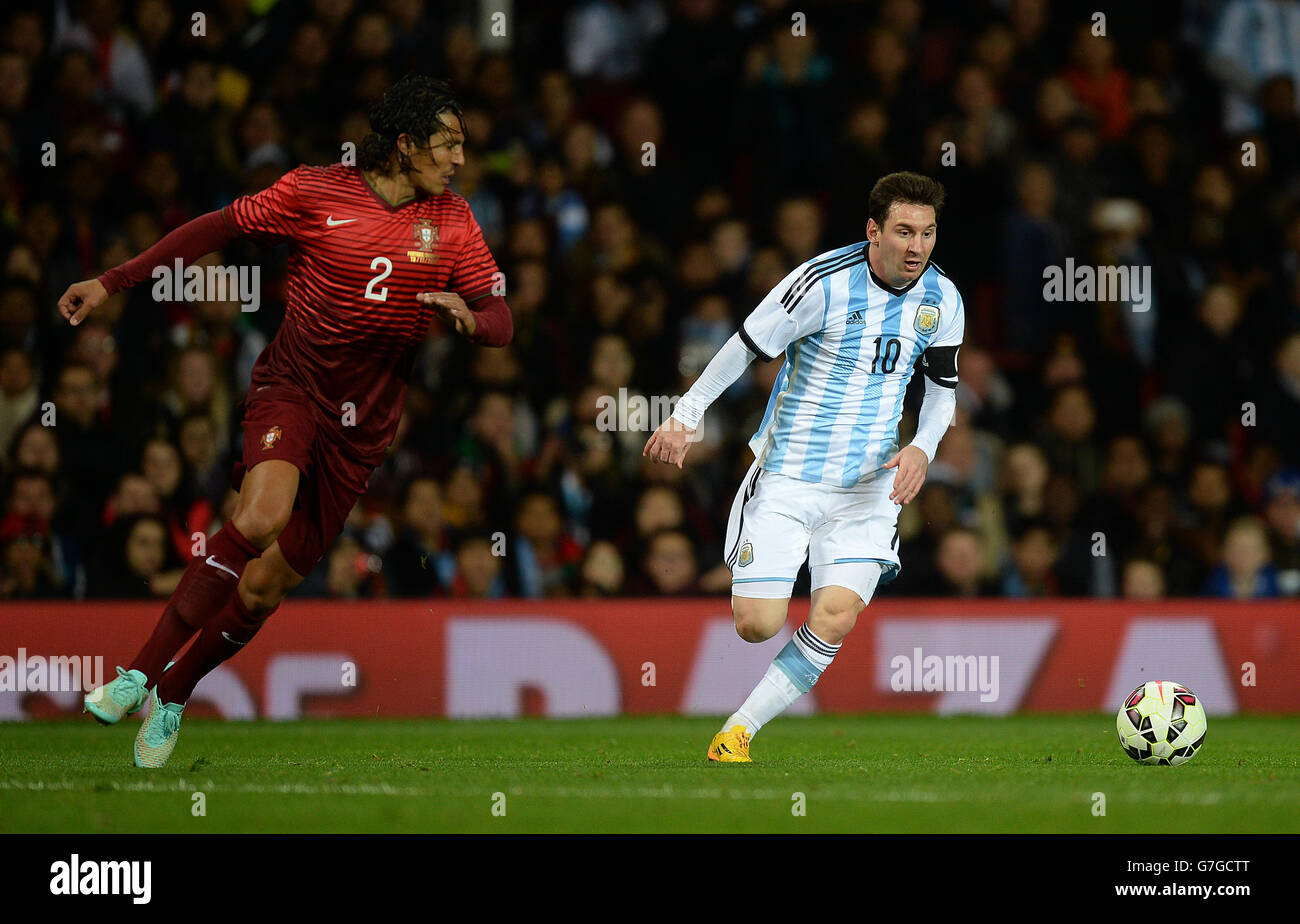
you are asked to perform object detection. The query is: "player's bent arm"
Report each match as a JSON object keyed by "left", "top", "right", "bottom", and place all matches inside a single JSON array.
[
  {"left": 909, "top": 337, "right": 961, "bottom": 460},
  {"left": 908, "top": 365, "right": 958, "bottom": 463},
  {"left": 466, "top": 293, "right": 512, "bottom": 347},
  {"left": 97, "top": 210, "right": 237, "bottom": 296},
  {"left": 669, "top": 332, "right": 756, "bottom": 430}
]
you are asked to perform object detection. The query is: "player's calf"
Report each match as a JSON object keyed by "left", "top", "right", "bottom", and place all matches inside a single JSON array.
[{"left": 155, "top": 543, "right": 304, "bottom": 707}]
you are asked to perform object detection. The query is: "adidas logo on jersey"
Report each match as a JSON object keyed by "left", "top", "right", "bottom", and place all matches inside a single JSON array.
[{"left": 846, "top": 310, "right": 865, "bottom": 325}]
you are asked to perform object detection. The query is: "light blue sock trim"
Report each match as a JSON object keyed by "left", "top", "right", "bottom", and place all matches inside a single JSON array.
[{"left": 773, "top": 639, "right": 822, "bottom": 693}]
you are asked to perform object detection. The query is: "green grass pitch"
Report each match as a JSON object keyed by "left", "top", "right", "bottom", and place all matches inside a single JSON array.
[{"left": 2, "top": 715, "right": 1297, "bottom": 833}]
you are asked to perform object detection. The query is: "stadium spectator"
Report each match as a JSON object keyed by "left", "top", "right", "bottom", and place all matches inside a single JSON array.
[
  {"left": 639, "top": 528, "right": 699, "bottom": 596},
  {"left": 323, "top": 534, "right": 384, "bottom": 600},
  {"left": 447, "top": 531, "right": 507, "bottom": 598},
  {"left": 511, "top": 490, "right": 584, "bottom": 597},
  {"left": 6, "top": 467, "right": 83, "bottom": 597},
  {"left": 1037, "top": 385, "right": 1101, "bottom": 497},
  {"left": 1129, "top": 482, "right": 1202, "bottom": 597},
  {"left": 176, "top": 412, "right": 228, "bottom": 508},
  {"left": 1121, "top": 558, "right": 1167, "bottom": 600},
  {"left": 934, "top": 527, "right": 998, "bottom": 597},
  {"left": 0, "top": 348, "right": 38, "bottom": 463},
  {"left": 1206, "top": 516, "right": 1281, "bottom": 598},
  {"left": 578, "top": 539, "right": 625, "bottom": 596},
  {"left": 1001, "top": 519, "right": 1061, "bottom": 597},
  {"left": 54, "top": 0, "right": 157, "bottom": 120},
  {"left": 386, "top": 476, "right": 454, "bottom": 598},
  {"left": 140, "top": 436, "right": 215, "bottom": 563},
  {"left": 1260, "top": 469, "right": 1300, "bottom": 595},
  {"left": 88, "top": 513, "right": 176, "bottom": 598},
  {"left": 1254, "top": 332, "right": 1300, "bottom": 465},
  {"left": 1180, "top": 461, "right": 1240, "bottom": 569},
  {"left": 1060, "top": 27, "right": 1132, "bottom": 142},
  {"left": 0, "top": 511, "right": 60, "bottom": 598},
  {"left": 1206, "top": 0, "right": 1300, "bottom": 132}
]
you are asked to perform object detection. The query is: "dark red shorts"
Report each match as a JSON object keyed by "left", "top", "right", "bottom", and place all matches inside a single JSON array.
[{"left": 232, "top": 382, "right": 375, "bottom": 577}]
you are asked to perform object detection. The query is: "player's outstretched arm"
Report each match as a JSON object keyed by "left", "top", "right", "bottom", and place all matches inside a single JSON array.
[
  {"left": 57, "top": 209, "right": 236, "bottom": 326},
  {"left": 58, "top": 278, "right": 108, "bottom": 326},
  {"left": 644, "top": 332, "right": 756, "bottom": 468}
]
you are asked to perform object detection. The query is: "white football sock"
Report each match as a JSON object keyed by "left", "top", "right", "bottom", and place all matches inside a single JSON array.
[{"left": 724, "top": 624, "right": 841, "bottom": 736}]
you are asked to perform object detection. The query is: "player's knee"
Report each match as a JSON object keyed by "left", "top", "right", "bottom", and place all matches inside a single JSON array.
[
  {"left": 732, "top": 597, "right": 785, "bottom": 643},
  {"left": 232, "top": 504, "right": 292, "bottom": 550}
]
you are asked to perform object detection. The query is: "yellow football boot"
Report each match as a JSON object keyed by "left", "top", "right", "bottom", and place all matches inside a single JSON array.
[{"left": 707, "top": 725, "right": 752, "bottom": 763}]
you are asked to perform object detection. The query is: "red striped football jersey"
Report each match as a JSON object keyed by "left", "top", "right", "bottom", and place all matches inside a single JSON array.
[{"left": 223, "top": 163, "right": 501, "bottom": 463}]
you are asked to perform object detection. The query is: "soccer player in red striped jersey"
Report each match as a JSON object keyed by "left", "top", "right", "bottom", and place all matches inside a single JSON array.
[{"left": 62, "top": 76, "right": 511, "bottom": 767}]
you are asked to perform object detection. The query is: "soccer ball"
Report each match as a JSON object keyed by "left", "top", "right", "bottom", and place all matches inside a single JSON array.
[{"left": 1115, "top": 681, "right": 1208, "bottom": 766}]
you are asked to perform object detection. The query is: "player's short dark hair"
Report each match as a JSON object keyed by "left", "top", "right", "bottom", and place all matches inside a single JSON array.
[
  {"left": 359, "top": 74, "right": 465, "bottom": 173},
  {"left": 867, "top": 171, "right": 946, "bottom": 232}
]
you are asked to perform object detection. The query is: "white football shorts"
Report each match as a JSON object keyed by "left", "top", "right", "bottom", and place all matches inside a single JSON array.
[{"left": 723, "top": 456, "right": 901, "bottom": 604}]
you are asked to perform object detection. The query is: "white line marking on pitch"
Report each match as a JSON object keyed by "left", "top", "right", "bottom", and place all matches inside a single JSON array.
[{"left": 0, "top": 778, "right": 1274, "bottom": 805}]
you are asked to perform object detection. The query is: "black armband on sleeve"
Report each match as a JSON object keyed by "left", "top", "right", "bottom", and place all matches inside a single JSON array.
[
  {"left": 921, "top": 345, "right": 960, "bottom": 388},
  {"left": 738, "top": 323, "right": 775, "bottom": 363}
]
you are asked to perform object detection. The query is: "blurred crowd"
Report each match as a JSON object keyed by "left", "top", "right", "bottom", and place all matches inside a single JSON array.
[{"left": 2, "top": 0, "right": 1300, "bottom": 602}]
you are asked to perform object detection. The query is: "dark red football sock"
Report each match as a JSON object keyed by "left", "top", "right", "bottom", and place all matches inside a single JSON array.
[
  {"left": 126, "top": 607, "right": 197, "bottom": 687},
  {"left": 158, "top": 592, "right": 275, "bottom": 705},
  {"left": 128, "top": 522, "right": 262, "bottom": 684}
]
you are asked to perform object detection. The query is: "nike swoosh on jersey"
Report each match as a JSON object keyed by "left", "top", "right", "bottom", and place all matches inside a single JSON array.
[
  {"left": 204, "top": 555, "right": 238, "bottom": 578},
  {"left": 325, "top": 216, "right": 358, "bottom": 226},
  {"left": 221, "top": 632, "right": 248, "bottom": 646}
]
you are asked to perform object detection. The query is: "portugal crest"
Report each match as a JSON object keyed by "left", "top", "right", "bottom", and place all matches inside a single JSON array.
[
  {"left": 408, "top": 219, "right": 439, "bottom": 264},
  {"left": 413, "top": 219, "right": 438, "bottom": 251},
  {"left": 260, "top": 426, "right": 282, "bottom": 451},
  {"left": 914, "top": 305, "right": 940, "bottom": 336}
]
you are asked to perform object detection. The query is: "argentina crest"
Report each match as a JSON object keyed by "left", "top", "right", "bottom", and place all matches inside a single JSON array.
[
  {"left": 914, "top": 303, "right": 940, "bottom": 336},
  {"left": 738, "top": 541, "right": 754, "bottom": 567}
]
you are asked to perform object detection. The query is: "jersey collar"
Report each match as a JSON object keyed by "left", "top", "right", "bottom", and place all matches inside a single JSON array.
[
  {"left": 863, "top": 244, "right": 926, "bottom": 296},
  {"left": 361, "top": 168, "right": 418, "bottom": 210}
]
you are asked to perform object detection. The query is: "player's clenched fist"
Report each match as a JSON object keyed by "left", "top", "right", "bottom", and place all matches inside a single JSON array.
[
  {"left": 643, "top": 416, "right": 697, "bottom": 468},
  {"left": 883, "top": 444, "right": 929, "bottom": 504},
  {"left": 58, "top": 278, "right": 107, "bottom": 326}
]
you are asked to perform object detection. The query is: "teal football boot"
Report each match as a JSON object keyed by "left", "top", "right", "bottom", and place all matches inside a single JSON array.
[
  {"left": 83, "top": 666, "right": 149, "bottom": 725},
  {"left": 134, "top": 688, "right": 185, "bottom": 769}
]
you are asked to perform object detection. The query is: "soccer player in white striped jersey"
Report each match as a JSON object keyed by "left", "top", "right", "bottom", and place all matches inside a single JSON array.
[{"left": 644, "top": 172, "right": 963, "bottom": 762}]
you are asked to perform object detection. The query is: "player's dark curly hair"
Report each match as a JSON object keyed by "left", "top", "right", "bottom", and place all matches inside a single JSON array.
[
  {"left": 867, "top": 171, "right": 946, "bottom": 231},
  {"left": 359, "top": 74, "right": 466, "bottom": 174}
]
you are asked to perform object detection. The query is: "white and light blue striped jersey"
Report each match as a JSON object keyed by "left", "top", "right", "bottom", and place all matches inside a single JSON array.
[{"left": 741, "top": 242, "right": 965, "bottom": 488}]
